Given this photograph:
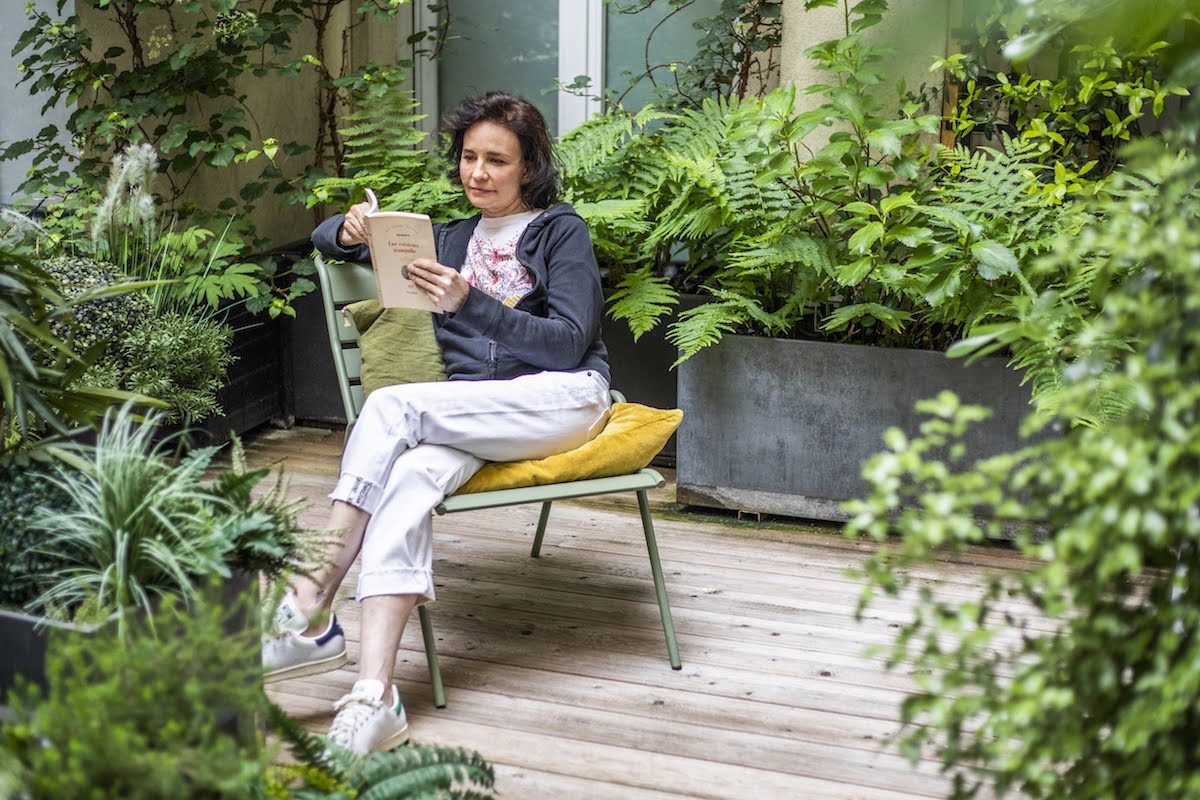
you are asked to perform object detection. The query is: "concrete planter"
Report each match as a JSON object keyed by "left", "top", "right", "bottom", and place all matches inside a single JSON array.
[{"left": 676, "top": 335, "right": 1036, "bottom": 521}]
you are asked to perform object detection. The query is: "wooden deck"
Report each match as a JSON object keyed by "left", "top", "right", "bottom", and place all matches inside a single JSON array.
[{"left": 246, "top": 424, "right": 1029, "bottom": 799}]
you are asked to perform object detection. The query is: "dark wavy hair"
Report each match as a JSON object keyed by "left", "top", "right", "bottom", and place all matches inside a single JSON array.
[{"left": 442, "top": 91, "right": 559, "bottom": 209}]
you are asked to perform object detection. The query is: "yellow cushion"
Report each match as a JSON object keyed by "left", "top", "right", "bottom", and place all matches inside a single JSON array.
[
  {"left": 345, "top": 299, "right": 446, "bottom": 396},
  {"left": 456, "top": 402, "right": 683, "bottom": 495}
]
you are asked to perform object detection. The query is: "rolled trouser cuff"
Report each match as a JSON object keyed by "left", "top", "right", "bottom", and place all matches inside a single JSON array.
[
  {"left": 330, "top": 473, "right": 382, "bottom": 515},
  {"left": 357, "top": 566, "right": 435, "bottom": 605}
]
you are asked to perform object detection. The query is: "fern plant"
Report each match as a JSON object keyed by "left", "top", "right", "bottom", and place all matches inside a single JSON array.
[
  {"left": 584, "top": 0, "right": 1103, "bottom": 383},
  {"left": 306, "top": 80, "right": 471, "bottom": 221}
]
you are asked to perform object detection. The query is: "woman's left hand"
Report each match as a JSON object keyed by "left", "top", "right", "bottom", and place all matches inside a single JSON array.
[{"left": 407, "top": 259, "right": 470, "bottom": 313}]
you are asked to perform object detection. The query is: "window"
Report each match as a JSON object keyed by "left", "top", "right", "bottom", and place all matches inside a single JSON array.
[{"left": 415, "top": 0, "right": 720, "bottom": 137}]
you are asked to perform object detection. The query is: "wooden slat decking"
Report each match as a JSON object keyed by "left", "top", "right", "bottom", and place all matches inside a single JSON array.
[{"left": 245, "top": 425, "right": 1031, "bottom": 799}]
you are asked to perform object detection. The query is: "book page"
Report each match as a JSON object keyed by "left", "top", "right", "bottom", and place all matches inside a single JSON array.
[{"left": 361, "top": 189, "right": 440, "bottom": 311}]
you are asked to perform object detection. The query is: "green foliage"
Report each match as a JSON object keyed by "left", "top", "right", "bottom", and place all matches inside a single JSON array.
[
  {"left": 305, "top": 81, "right": 470, "bottom": 221},
  {"left": 25, "top": 213, "right": 236, "bottom": 426},
  {"left": 1, "top": 594, "right": 271, "bottom": 799},
  {"left": 100, "top": 310, "right": 234, "bottom": 425},
  {"left": 288, "top": 741, "right": 497, "bottom": 800},
  {"left": 267, "top": 697, "right": 498, "bottom": 799},
  {"left": 843, "top": 135, "right": 1200, "bottom": 798},
  {"left": 938, "top": 2, "right": 1188, "bottom": 183},
  {"left": 3, "top": 0, "right": 302, "bottom": 219},
  {"left": 28, "top": 404, "right": 309, "bottom": 630},
  {"left": 90, "top": 143, "right": 309, "bottom": 319},
  {"left": 38, "top": 254, "right": 153, "bottom": 374},
  {"left": 0, "top": 247, "right": 147, "bottom": 452},
  {"left": 565, "top": 0, "right": 1188, "bottom": 406},
  {"left": 210, "top": 434, "right": 317, "bottom": 582},
  {"left": 0, "top": 462, "right": 75, "bottom": 609}
]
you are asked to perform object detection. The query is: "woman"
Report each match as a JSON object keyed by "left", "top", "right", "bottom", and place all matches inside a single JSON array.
[{"left": 263, "top": 92, "right": 611, "bottom": 754}]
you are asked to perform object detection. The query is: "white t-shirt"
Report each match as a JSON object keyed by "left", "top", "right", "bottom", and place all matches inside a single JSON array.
[{"left": 461, "top": 210, "right": 542, "bottom": 307}]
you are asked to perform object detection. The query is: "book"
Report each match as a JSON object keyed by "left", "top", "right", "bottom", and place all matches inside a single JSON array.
[{"left": 361, "top": 189, "right": 440, "bottom": 311}]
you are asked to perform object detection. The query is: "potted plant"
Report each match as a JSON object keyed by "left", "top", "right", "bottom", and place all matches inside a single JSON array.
[
  {"left": 0, "top": 403, "right": 313, "bottom": 699},
  {"left": 0, "top": 235, "right": 314, "bottom": 699},
  {"left": 2, "top": 594, "right": 499, "bottom": 798},
  {"left": 574, "top": 0, "right": 1183, "bottom": 519},
  {"left": 0, "top": 241, "right": 153, "bottom": 701}
]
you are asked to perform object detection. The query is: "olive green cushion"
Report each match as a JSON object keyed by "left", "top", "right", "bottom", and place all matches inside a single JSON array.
[
  {"left": 456, "top": 402, "right": 683, "bottom": 495},
  {"left": 345, "top": 299, "right": 446, "bottom": 396}
]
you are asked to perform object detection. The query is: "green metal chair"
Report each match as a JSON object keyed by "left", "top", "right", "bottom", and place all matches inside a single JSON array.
[{"left": 314, "top": 254, "right": 681, "bottom": 708}]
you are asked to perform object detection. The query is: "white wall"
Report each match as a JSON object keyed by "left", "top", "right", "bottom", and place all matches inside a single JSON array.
[
  {"left": 0, "top": 0, "right": 74, "bottom": 206},
  {"left": 780, "top": 0, "right": 950, "bottom": 112}
]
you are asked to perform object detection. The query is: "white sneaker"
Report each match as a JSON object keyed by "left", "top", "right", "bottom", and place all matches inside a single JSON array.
[
  {"left": 327, "top": 679, "right": 410, "bottom": 755},
  {"left": 262, "top": 593, "right": 348, "bottom": 683}
]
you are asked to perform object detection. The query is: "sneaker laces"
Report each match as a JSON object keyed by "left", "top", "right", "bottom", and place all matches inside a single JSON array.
[{"left": 329, "top": 693, "right": 381, "bottom": 747}]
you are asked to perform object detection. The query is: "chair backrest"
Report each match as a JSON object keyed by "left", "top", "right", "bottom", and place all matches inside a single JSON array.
[{"left": 314, "top": 253, "right": 377, "bottom": 425}]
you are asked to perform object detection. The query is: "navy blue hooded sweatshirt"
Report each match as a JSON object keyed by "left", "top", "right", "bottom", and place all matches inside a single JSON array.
[{"left": 312, "top": 203, "right": 610, "bottom": 384}]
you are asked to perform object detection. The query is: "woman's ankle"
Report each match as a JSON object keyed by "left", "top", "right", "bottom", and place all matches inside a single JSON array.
[{"left": 289, "top": 586, "right": 333, "bottom": 636}]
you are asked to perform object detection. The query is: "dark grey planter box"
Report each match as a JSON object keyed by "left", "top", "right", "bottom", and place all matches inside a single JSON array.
[
  {"left": 676, "top": 335, "right": 1037, "bottom": 521},
  {"left": 0, "top": 609, "right": 108, "bottom": 702},
  {"left": 199, "top": 303, "right": 290, "bottom": 446},
  {"left": 285, "top": 283, "right": 348, "bottom": 426}
]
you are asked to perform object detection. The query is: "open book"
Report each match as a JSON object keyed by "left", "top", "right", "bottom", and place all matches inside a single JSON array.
[{"left": 361, "top": 189, "right": 440, "bottom": 311}]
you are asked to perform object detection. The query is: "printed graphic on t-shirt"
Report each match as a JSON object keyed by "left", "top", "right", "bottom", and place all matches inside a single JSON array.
[{"left": 461, "top": 214, "right": 536, "bottom": 307}]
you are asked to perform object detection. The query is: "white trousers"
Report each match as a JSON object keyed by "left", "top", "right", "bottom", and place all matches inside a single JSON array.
[{"left": 331, "top": 370, "right": 612, "bottom": 602}]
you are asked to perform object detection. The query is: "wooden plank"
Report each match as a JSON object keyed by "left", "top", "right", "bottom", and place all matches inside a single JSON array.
[
  {"left": 268, "top": 684, "right": 948, "bottom": 800},
  {"left": 240, "top": 426, "right": 1022, "bottom": 799}
]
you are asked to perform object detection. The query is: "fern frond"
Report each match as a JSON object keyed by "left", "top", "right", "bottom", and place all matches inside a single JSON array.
[
  {"left": 666, "top": 302, "right": 745, "bottom": 364},
  {"left": 380, "top": 178, "right": 472, "bottom": 220},
  {"left": 606, "top": 268, "right": 680, "bottom": 340},
  {"left": 264, "top": 700, "right": 338, "bottom": 778},
  {"left": 342, "top": 89, "right": 431, "bottom": 175},
  {"left": 351, "top": 745, "right": 495, "bottom": 800},
  {"left": 726, "top": 233, "right": 834, "bottom": 274},
  {"left": 571, "top": 199, "right": 649, "bottom": 232},
  {"left": 558, "top": 109, "right": 637, "bottom": 179}
]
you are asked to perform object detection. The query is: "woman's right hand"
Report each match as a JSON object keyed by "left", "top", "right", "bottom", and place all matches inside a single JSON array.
[{"left": 338, "top": 200, "right": 372, "bottom": 247}]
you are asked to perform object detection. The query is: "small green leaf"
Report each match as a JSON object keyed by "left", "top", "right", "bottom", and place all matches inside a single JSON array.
[
  {"left": 849, "top": 222, "right": 885, "bottom": 254},
  {"left": 841, "top": 201, "right": 879, "bottom": 218},
  {"left": 970, "top": 240, "right": 1018, "bottom": 279}
]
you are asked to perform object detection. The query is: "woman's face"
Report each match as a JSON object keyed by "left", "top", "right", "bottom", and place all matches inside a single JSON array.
[{"left": 460, "top": 121, "right": 528, "bottom": 218}]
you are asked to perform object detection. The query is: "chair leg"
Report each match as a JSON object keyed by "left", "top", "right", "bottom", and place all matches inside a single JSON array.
[
  {"left": 530, "top": 501, "right": 553, "bottom": 557},
  {"left": 417, "top": 605, "right": 446, "bottom": 708},
  {"left": 637, "top": 489, "right": 682, "bottom": 670}
]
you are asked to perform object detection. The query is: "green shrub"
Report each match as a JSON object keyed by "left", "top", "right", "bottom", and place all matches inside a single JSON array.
[
  {"left": 34, "top": 253, "right": 236, "bottom": 424},
  {"left": 115, "top": 312, "right": 234, "bottom": 425},
  {"left": 37, "top": 254, "right": 153, "bottom": 374},
  {"left": 28, "top": 405, "right": 310, "bottom": 630},
  {"left": 1, "top": 595, "right": 270, "bottom": 799},
  {"left": 844, "top": 135, "right": 1200, "bottom": 799},
  {"left": 0, "top": 463, "right": 75, "bottom": 610},
  {"left": 0, "top": 247, "right": 150, "bottom": 453}
]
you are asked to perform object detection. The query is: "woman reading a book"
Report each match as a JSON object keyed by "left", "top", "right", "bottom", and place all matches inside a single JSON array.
[{"left": 263, "top": 91, "right": 611, "bottom": 754}]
